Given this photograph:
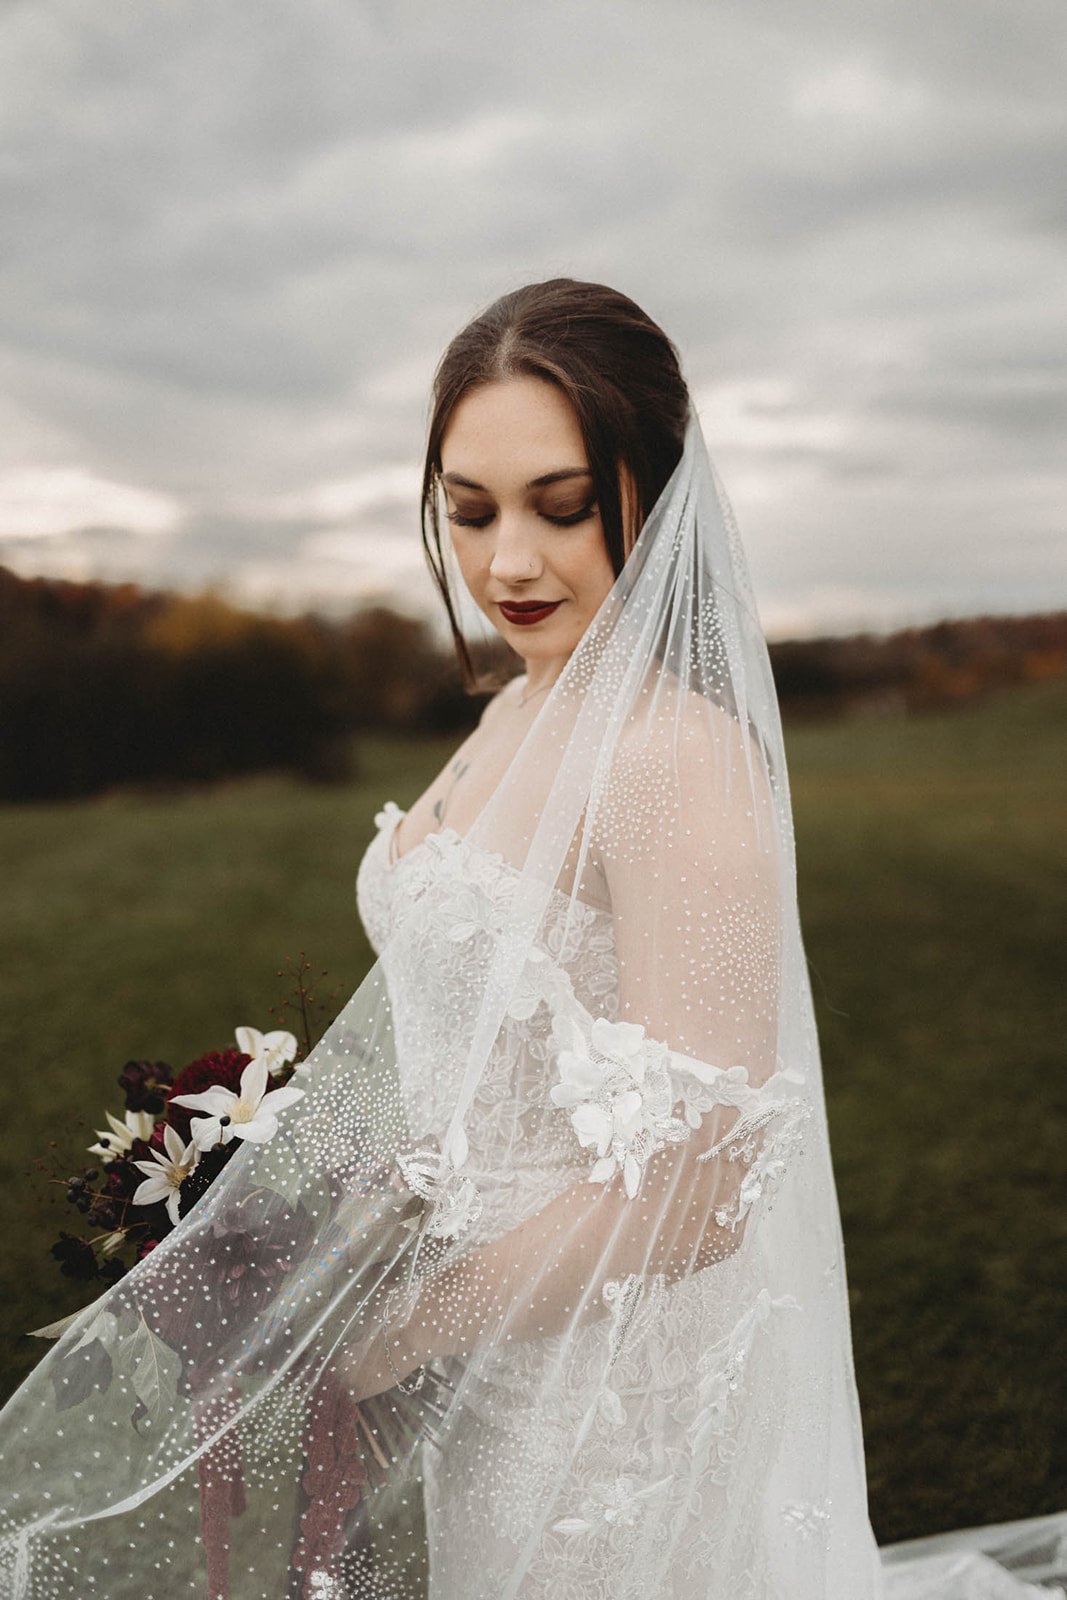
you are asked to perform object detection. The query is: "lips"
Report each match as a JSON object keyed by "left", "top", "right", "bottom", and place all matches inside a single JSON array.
[{"left": 497, "top": 599, "right": 563, "bottom": 626}]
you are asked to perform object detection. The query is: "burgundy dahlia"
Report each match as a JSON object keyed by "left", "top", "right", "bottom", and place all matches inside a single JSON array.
[
  {"left": 206, "top": 1189, "right": 301, "bottom": 1317},
  {"left": 118, "top": 1058, "right": 173, "bottom": 1114},
  {"left": 103, "top": 1149, "right": 150, "bottom": 1201}
]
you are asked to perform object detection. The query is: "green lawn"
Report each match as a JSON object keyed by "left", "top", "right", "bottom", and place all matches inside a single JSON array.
[{"left": 1, "top": 680, "right": 1063, "bottom": 1545}]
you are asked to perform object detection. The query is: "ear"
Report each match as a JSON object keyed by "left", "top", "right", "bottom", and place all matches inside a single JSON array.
[{"left": 618, "top": 463, "right": 642, "bottom": 558}]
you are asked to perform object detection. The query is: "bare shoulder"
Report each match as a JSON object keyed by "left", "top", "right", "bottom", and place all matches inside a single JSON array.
[
  {"left": 601, "top": 679, "right": 776, "bottom": 859},
  {"left": 615, "top": 679, "right": 748, "bottom": 773}
]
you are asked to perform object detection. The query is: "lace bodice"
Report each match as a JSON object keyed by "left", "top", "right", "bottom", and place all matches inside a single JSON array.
[{"left": 356, "top": 801, "right": 621, "bottom": 1243}]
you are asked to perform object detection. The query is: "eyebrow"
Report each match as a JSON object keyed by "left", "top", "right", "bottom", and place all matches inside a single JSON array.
[{"left": 441, "top": 467, "right": 593, "bottom": 491}]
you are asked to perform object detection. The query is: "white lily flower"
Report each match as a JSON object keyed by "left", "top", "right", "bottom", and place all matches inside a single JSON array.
[
  {"left": 131, "top": 1125, "right": 200, "bottom": 1226},
  {"left": 234, "top": 1025, "right": 299, "bottom": 1074},
  {"left": 171, "top": 1055, "right": 305, "bottom": 1152},
  {"left": 88, "top": 1108, "right": 157, "bottom": 1165}
]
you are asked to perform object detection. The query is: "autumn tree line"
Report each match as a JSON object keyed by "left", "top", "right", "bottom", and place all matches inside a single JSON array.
[{"left": 1, "top": 564, "right": 1063, "bottom": 802}]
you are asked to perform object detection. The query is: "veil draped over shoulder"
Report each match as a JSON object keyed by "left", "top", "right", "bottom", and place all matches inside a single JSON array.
[{"left": 0, "top": 414, "right": 1060, "bottom": 1599}]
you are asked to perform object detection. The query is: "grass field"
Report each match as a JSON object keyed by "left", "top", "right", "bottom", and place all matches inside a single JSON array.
[{"left": 1, "top": 677, "right": 1063, "bottom": 1545}]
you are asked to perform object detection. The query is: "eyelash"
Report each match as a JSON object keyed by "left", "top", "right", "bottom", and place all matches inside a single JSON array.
[{"left": 446, "top": 502, "right": 597, "bottom": 530}]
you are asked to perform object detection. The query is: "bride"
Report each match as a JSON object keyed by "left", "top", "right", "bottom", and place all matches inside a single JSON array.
[{"left": 0, "top": 279, "right": 1061, "bottom": 1599}]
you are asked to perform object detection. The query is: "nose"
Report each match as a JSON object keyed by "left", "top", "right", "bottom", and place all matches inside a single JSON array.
[{"left": 488, "top": 511, "right": 543, "bottom": 584}]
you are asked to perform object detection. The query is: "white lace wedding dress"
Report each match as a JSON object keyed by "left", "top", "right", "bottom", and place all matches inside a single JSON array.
[
  {"left": 357, "top": 801, "right": 864, "bottom": 1598},
  {"left": 355, "top": 802, "right": 1065, "bottom": 1600}
]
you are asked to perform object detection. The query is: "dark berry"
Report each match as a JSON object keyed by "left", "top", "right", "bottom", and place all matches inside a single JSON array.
[
  {"left": 51, "top": 1233, "right": 98, "bottom": 1281},
  {"left": 118, "top": 1059, "right": 173, "bottom": 1115}
]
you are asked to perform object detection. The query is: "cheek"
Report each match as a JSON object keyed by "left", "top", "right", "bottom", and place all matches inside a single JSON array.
[
  {"left": 450, "top": 532, "right": 489, "bottom": 592},
  {"left": 567, "top": 526, "right": 615, "bottom": 601}
]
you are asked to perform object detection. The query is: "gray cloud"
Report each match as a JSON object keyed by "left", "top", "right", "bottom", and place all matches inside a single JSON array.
[{"left": 0, "top": 0, "right": 1064, "bottom": 636}]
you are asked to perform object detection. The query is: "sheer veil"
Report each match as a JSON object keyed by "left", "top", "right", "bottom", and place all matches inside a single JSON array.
[{"left": 0, "top": 409, "right": 1059, "bottom": 1598}]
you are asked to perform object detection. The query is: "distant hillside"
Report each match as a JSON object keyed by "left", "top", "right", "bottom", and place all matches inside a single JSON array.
[
  {"left": 1, "top": 564, "right": 1064, "bottom": 799},
  {"left": 768, "top": 610, "right": 1067, "bottom": 717}
]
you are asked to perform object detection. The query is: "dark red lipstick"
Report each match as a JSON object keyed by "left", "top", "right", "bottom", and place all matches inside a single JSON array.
[{"left": 498, "top": 599, "right": 563, "bottom": 626}]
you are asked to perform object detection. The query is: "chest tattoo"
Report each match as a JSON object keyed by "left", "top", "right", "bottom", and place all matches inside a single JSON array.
[{"left": 432, "top": 757, "right": 470, "bottom": 827}]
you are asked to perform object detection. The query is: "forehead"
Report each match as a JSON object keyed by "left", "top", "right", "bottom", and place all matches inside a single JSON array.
[{"left": 440, "top": 377, "right": 587, "bottom": 484}]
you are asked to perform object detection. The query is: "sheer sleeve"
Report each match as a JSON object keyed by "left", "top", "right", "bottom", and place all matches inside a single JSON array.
[
  {"left": 573, "top": 695, "right": 795, "bottom": 1249},
  {"left": 595, "top": 694, "right": 783, "bottom": 1101}
]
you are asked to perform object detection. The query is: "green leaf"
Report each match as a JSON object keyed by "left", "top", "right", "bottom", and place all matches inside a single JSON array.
[
  {"left": 128, "top": 1313, "right": 180, "bottom": 1434},
  {"left": 28, "top": 1306, "right": 88, "bottom": 1340},
  {"left": 50, "top": 1338, "right": 114, "bottom": 1412}
]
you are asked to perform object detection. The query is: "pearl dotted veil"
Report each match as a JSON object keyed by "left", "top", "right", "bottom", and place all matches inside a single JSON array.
[{"left": 0, "top": 414, "right": 888, "bottom": 1599}]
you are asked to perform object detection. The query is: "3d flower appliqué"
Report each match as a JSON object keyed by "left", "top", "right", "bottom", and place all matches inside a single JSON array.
[
  {"left": 549, "top": 1010, "right": 690, "bottom": 1199},
  {"left": 373, "top": 800, "right": 404, "bottom": 833},
  {"left": 395, "top": 1139, "right": 483, "bottom": 1241}
]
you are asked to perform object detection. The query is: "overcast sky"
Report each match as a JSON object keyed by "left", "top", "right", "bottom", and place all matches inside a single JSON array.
[{"left": 1, "top": 0, "right": 1064, "bottom": 640}]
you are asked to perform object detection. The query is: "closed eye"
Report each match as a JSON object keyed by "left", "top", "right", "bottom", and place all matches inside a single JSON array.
[
  {"left": 543, "top": 501, "right": 597, "bottom": 527},
  {"left": 446, "top": 502, "right": 597, "bottom": 530},
  {"left": 446, "top": 510, "right": 493, "bottom": 528}
]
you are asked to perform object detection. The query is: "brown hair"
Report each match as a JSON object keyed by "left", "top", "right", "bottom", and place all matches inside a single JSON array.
[{"left": 421, "top": 278, "right": 691, "bottom": 690}]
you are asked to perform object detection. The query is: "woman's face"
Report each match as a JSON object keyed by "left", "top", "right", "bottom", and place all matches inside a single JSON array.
[{"left": 438, "top": 377, "right": 618, "bottom": 673}]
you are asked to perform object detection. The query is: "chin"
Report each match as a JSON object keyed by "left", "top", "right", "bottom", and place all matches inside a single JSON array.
[{"left": 507, "top": 626, "right": 584, "bottom": 657}]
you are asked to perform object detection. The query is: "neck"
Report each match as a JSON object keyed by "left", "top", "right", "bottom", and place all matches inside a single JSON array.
[{"left": 519, "top": 654, "right": 569, "bottom": 699}]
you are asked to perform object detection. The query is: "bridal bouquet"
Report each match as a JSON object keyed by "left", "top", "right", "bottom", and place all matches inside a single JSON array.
[
  {"left": 33, "top": 991, "right": 458, "bottom": 1589},
  {"left": 46, "top": 1027, "right": 305, "bottom": 1284}
]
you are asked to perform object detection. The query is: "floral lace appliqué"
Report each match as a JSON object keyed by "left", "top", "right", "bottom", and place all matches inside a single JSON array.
[
  {"left": 552, "top": 1471, "right": 673, "bottom": 1537},
  {"left": 698, "top": 1087, "right": 812, "bottom": 1232},
  {"left": 395, "top": 1137, "right": 482, "bottom": 1241},
  {"left": 781, "top": 1498, "right": 832, "bottom": 1540}
]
